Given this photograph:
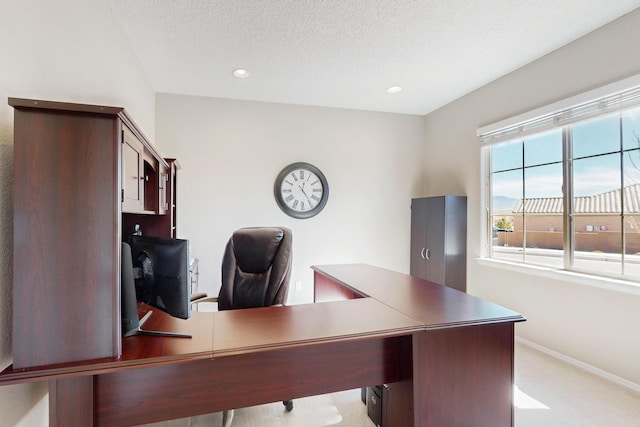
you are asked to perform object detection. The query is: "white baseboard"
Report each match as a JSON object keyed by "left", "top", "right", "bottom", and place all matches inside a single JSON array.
[{"left": 515, "top": 336, "right": 640, "bottom": 394}]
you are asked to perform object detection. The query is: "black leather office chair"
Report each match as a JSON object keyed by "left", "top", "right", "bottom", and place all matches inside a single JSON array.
[{"left": 191, "top": 226, "right": 293, "bottom": 427}]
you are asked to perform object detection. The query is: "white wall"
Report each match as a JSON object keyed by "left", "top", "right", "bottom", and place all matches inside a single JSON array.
[
  {"left": 0, "top": 1, "right": 155, "bottom": 425},
  {"left": 423, "top": 8, "right": 640, "bottom": 386},
  {"left": 156, "top": 94, "right": 424, "bottom": 304}
]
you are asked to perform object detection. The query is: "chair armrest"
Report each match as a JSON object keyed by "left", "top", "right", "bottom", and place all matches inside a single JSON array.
[
  {"left": 190, "top": 294, "right": 219, "bottom": 304},
  {"left": 190, "top": 292, "right": 208, "bottom": 302}
]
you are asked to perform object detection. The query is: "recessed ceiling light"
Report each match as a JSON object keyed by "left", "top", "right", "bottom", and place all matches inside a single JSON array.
[
  {"left": 386, "top": 86, "right": 402, "bottom": 94},
  {"left": 233, "top": 68, "right": 250, "bottom": 79}
]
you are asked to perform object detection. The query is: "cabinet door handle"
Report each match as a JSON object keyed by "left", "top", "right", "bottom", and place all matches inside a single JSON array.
[{"left": 424, "top": 248, "right": 430, "bottom": 260}]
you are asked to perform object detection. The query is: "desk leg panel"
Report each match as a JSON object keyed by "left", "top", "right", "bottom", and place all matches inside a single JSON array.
[
  {"left": 95, "top": 336, "right": 412, "bottom": 426},
  {"left": 413, "top": 323, "right": 515, "bottom": 427},
  {"left": 313, "top": 271, "right": 365, "bottom": 302},
  {"left": 49, "top": 376, "right": 95, "bottom": 427}
]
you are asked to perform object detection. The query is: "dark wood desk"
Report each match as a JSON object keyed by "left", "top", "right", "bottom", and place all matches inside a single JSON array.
[
  {"left": 0, "top": 264, "right": 524, "bottom": 427},
  {"left": 314, "top": 264, "right": 526, "bottom": 426}
]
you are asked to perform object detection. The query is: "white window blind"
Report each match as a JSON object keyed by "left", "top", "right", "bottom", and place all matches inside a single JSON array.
[{"left": 477, "top": 74, "right": 640, "bottom": 145}]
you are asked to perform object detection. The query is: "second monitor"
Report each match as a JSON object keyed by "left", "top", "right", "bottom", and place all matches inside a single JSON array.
[{"left": 129, "top": 235, "right": 191, "bottom": 320}]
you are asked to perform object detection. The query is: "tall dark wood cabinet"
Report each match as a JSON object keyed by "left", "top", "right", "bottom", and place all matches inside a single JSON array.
[
  {"left": 410, "top": 196, "right": 467, "bottom": 292},
  {"left": 10, "top": 98, "right": 176, "bottom": 369}
]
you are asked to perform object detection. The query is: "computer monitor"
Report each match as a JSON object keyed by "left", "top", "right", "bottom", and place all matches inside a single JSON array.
[
  {"left": 121, "top": 242, "right": 190, "bottom": 338},
  {"left": 129, "top": 235, "right": 191, "bottom": 320}
]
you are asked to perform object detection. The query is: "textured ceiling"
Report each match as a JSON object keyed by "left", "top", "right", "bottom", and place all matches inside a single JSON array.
[{"left": 108, "top": 0, "right": 640, "bottom": 115}]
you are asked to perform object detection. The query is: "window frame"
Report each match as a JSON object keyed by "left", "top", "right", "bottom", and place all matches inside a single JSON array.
[{"left": 483, "top": 92, "right": 640, "bottom": 286}]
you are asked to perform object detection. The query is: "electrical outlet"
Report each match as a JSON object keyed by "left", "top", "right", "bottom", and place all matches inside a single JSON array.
[{"left": 295, "top": 281, "right": 302, "bottom": 291}]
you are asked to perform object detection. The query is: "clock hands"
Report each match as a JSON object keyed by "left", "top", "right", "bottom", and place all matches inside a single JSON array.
[{"left": 299, "top": 183, "right": 314, "bottom": 207}]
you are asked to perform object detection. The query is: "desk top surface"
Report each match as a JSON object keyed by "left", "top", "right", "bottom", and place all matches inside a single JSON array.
[
  {"left": 121, "top": 297, "right": 423, "bottom": 360},
  {"left": 311, "top": 263, "right": 525, "bottom": 328},
  {"left": 0, "top": 263, "right": 524, "bottom": 384}
]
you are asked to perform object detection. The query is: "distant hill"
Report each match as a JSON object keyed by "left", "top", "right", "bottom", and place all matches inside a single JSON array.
[{"left": 492, "top": 196, "right": 518, "bottom": 211}]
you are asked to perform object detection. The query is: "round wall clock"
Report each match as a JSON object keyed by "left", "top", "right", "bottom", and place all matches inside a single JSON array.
[{"left": 274, "top": 162, "right": 329, "bottom": 219}]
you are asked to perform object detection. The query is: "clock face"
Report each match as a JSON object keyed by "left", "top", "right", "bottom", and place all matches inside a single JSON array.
[{"left": 274, "top": 163, "right": 329, "bottom": 219}]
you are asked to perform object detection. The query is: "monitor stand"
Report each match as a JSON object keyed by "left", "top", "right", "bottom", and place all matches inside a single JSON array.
[{"left": 123, "top": 310, "right": 192, "bottom": 338}]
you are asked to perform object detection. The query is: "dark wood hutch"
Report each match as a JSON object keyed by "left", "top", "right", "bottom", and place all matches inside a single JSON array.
[{"left": 10, "top": 98, "right": 178, "bottom": 369}]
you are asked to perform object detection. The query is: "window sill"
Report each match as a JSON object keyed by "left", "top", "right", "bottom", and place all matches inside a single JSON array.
[{"left": 476, "top": 257, "right": 640, "bottom": 296}]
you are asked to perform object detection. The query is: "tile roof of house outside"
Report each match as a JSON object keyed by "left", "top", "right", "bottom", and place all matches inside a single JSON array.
[{"left": 513, "top": 183, "right": 640, "bottom": 214}]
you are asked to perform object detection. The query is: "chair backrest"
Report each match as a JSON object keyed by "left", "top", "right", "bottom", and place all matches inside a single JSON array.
[{"left": 217, "top": 227, "right": 292, "bottom": 310}]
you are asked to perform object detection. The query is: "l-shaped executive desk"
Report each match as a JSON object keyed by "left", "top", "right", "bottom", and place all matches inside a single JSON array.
[{"left": 0, "top": 264, "right": 525, "bottom": 426}]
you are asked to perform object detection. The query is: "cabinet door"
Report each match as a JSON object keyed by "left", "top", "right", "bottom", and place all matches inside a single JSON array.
[
  {"left": 382, "top": 382, "right": 413, "bottom": 427},
  {"left": 122, "top": 126, "right": 145, "bottom": 213},
  {"left": 142, "top": 151, "right": 159, "bottom": 213},
  {"left": 410, "top": 198, "right": 429, "bottom": 279},
  {"left": 410, "top": 197, "right": 445, "bottom": 285},
  {"left": 422, "top": 197, "right": 446, "bottom": 284},
  {"left": 158, "top": 164, "right": 169, "bottom": 215},
  {"left": 167, "top": 159, "right": 180, "bottom": 238}
]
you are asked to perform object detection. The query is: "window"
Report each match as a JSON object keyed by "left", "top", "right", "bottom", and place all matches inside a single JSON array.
[
  {"left": 483, "top": 79, "right": 640, "bottom": 282},
  {"left": 490, "top": 129, "right": 564, "bottom": 268}
]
